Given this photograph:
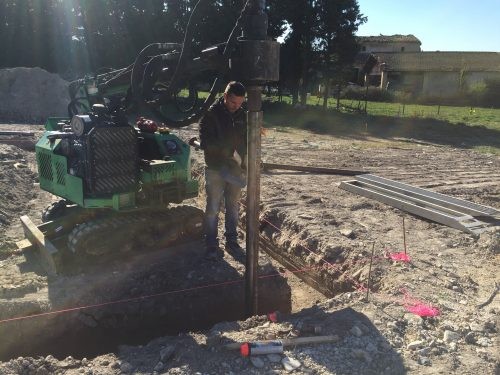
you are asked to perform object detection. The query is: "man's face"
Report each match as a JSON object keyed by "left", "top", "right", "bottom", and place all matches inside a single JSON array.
[{"left": 223, "top": 92, "right": 245, "bottom": 113}]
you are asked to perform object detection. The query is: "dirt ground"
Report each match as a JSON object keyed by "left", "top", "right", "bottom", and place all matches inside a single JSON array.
[{"left": 0, "top": 119, "right": 498, "bottom": 374}]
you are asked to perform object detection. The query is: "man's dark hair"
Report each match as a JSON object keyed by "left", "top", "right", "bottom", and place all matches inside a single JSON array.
[{"left": 224, "top": 81, "right": 246, "bottom": 97}]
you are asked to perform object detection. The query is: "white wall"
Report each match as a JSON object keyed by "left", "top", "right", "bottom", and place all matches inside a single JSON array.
[{"left": 361, "top": 42, "right": 421, "bottom": 53}]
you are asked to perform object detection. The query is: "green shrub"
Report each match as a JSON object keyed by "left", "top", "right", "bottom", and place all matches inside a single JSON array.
[{"left": 479, "top": 79, "right": 500, "bottom": 107}]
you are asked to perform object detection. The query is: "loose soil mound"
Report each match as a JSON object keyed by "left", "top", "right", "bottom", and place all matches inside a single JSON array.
[{"left": 0, "top": 67, "right": 69, "bottom": 123}]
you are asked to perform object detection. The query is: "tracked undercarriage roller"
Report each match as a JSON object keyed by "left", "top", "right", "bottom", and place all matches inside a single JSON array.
[{"left": 67, "top": 206, "right": 204, "bottom": 259}]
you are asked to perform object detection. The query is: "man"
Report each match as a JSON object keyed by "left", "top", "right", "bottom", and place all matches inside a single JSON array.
[{"left": 199, "top": 81, "right": 247, "bottom": 260}]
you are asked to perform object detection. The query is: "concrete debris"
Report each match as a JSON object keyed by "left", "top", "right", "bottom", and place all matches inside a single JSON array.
[
  {"left": 0, "top": 106, "right": 499, "bottom": 375},
  {"left": 281, "top": 356, "right": 301, "bottom": 371},
  {"left": 350, "top": 325, "right": 363, "bottom": 337},
  {"left": 407, "top": 340, "right": 424, "bottom": 350},
  {"left": 418, "top": 356, "right": 431, "bottom": 366},
  {"left": 340, "top": 229, "right": 355, "bottom": 238},
  {"left": 250, "top": 356, "right": 265, "bottom": 369},
  {"left": 266, "top": 353, "right": 282, "bottom": 363},
  {"left": 443, "top": 330, "right": 460, "bottom": 343}
]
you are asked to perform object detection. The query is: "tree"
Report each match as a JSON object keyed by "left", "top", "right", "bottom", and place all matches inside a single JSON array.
[
  {"left": 279, "top": 0, "right": 366, "bottom": 106},
  {"left": 278, "top": 0, "right": 317, "bottom": 105},
  {"left": 315, "top": 0, "right": 366, "bottom": 109},
  {"left": 0, "top": 0, "right": 291, "bottom": 78}
]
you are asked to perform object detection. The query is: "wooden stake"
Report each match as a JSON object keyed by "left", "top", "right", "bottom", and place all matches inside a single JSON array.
[
  {"left": 366, "top": 242, "right": 376, "bottom": 301},
  {"left": 403, "top": 217, "right": 407, "bottom": 255}
]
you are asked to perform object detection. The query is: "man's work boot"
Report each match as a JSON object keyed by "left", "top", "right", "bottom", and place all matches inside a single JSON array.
[
  {"left": 225, "top": 240, "right": 245, "bottom": 261},
  {"left": 205, "top": 246, "right": 222, "bottom": 261}
]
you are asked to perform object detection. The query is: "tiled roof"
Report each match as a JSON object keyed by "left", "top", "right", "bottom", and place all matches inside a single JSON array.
[
  {"left": 358, "top": 34, "right": 421, "bottom": 44},
  {"left": 374, "top": 52, "right": 500, "bottom": 72}
]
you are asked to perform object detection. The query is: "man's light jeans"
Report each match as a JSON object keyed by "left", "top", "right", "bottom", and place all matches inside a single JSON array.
[{"left": 204, "top": 168, "right": 241, "bottom": 247}]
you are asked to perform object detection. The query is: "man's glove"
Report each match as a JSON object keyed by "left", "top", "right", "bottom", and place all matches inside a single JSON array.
[{"left": 221, "top": 158, "right": 246, "bottom": 188}]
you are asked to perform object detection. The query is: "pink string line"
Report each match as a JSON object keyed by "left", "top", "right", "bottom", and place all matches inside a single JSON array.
[
  {"left": 0, "top": 170, "right": 436, "bottom": 325},
  {"left": 199, "top": 170, "right": 437, "bottom": 316},
  {"left": 0, "top": 278, "right": 242, "bottom": 324},
  {"left": 0, "top": 263, "right": 346, "bottom": 325},
  {"left": 245, "top": 202, "right": 438, "bottom": 315}
]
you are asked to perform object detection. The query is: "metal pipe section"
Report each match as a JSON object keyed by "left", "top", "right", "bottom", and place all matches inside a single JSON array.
[
  {"left": 245, "top": 86, "right": 263, "bottom": 317},
  {"left": 241, "top": 0, "right": 279, "bottom": 317}
]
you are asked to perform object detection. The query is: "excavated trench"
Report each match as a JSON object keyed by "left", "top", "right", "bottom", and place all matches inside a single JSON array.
[
  {"left": 0, "top": 240, "right": 292, "bottom": 361},
  {"left": 0, "top": 187, "right": 376, "bottom": 362},
  {"left": 0, "top": 130, "right": 374, "bottom": 362}
]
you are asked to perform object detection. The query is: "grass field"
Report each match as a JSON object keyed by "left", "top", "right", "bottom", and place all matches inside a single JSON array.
[
  {"left": 261, "top": 98, "right": 500, "bottom": 155},
  {"left": 270, "top": 95, "right": 500, "bottom": 131},
  {"left": 190, "top": 90, "right": 500, "bottom": 154}
]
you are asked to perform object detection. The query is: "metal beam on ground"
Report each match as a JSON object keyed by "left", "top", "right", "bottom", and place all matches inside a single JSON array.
[
  {"left": 339, "top": 174, "right": 500, "bottom": 235},
  {"left": 262, "top": 162, "right": 368, "bottom": 176}
]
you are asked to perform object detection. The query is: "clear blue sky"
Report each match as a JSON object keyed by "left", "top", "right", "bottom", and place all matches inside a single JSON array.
[{"left": 356, "top": 0, "right": 500, "bottom": 52}]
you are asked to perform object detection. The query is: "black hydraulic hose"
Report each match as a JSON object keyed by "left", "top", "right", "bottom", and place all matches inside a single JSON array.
[
  {"left": 157, "top": 0, "right": 251, "bottom": 128},
  {"left": 102, "top": 63, "right": 134, "bottom": 86},
  {"left": 130, "top": 43, "right": 181, "bottom": 100},
  {"left": 167, "top": 0, "right": 207, "bottom": 94},
  {"left": 141, "top": 55, "right": 166, "bottom": 101},
  {"left": 197, "top": 0, "right": 251, "bottom": 108}
]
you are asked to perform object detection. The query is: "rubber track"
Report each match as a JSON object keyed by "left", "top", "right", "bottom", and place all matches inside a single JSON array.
[{"left": 67, "top": 205, "right": 204, "bottom": 259}]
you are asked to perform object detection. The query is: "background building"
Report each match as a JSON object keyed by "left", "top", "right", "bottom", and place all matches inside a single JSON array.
[{"left": 355, "top": 35, "right": 500, "bottom": 97}]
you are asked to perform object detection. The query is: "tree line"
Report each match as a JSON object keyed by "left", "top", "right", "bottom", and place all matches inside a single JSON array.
[{"left": 0, "top": 0, "right": 366, "bottom": 105}]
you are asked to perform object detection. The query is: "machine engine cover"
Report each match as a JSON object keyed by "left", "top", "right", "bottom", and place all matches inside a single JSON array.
[{"left": 84, "top": 126, "right": 138, "bottom": 195}]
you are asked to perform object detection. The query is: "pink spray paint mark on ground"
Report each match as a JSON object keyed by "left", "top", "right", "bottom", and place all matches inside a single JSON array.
[
  {"left": 401, "top": 288, "right": 440, "bottom": 317},
  {"left": 406, "top": 304, "right": 440, "bottom": 317},
  {"left": 388, "top": 252, "right": 411, "bottom": 263}
]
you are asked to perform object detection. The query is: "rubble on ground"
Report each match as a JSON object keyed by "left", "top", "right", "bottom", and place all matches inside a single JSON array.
[{"left": 0, "top": 120, "right": 498, "bottom": 374}]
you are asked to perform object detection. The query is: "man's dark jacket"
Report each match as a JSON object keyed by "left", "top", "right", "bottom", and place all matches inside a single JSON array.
[{"left": 199, "top": 97, "right": 247, "bottom": 169}]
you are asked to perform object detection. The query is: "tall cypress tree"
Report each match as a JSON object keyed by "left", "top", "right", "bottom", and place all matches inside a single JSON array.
[
  {"left": 315, "top": 0, "right": 366, "bottom": 109},
  {"left": 279, "top": 0, "right": 366, "bottom": 105}
]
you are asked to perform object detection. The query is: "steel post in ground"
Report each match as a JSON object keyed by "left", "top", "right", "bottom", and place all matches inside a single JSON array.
[
  {"left": 403, "top": 217, "right": 407, "bottom": 254},
  {"left": 240, "top": 0, "right": 279, "bottom": 317},
  {"left": 365, "top": 242, "right": 376, "bottom": 301},
  {"left": 245, "top": 87, "right": 263, "bottom": 317}
]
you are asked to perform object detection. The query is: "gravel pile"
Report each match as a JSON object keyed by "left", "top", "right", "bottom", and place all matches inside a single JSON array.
[{"left": 0, "top": 67, "right": 69, "bottom": 123}]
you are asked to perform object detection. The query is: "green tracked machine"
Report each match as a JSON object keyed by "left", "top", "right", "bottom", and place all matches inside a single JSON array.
[
  {"left": 35, "top": 110, "right": 203, "bottom": 261},
  {"left": 19, "top": 0, "right": 279, "bottom": 274}
]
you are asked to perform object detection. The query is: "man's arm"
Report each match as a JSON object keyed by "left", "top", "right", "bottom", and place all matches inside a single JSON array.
[
  {"left": 200, "top": 111, "right": 231, "bottom": 168},
  {"left": 235, "top": 115, "right": 248, "bottom": 167},
  {"left": 199, "top": 111, "right": 220, "bottom": 152}
]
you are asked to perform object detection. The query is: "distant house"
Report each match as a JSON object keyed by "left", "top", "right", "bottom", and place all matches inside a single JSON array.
[
  {"left": 354, "top": 35, "right": 500, "bottom": 97},
  {"left": 358, "top": 34, "right": 421, "bottom": 53}
]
